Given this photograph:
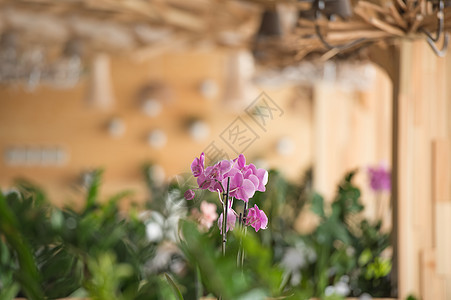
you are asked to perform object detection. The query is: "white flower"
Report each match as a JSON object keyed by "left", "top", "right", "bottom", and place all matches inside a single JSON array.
[
  {"left": 145, "top": 241, "right": 181, "bottom": 274},
  {"left": 334, "top": 281, "right": 350, "bottom": 296},
  {"left": 146, "top": 222, "right": 163, "bottom": 242},
  {"left": 141, "top": 191, "right": 187, "bottom": 243},
  {"left": 359, "top": 293, "right": 373, "bottom": 300},
  {"left": 281, "top": 248, "right": 306, "bottom": 271},
  {"left": 325, "top": 286, "right": 335, "bottom": 296}
]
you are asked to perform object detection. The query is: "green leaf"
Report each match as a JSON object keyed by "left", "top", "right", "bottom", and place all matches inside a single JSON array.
[
  {"left": 358, "top": 248, "right": 372, "bottom": 267},
  {"left": 165, "top": 273, "right": 184, "bottom": 300},
  {"left": 0, "top": 191, "right": 45, "bottom": 299},
  {"left": 311, "top": 193, "right": 325, "bottom": 218},
  {"left": 195, "top": 265, "right": 203, "bottom": 300},
  {"left": 0, "top": 282, "right": 20, "bottom": 300},
  {"left": 85, "top": 169, "right": 103, "bottom": 211},
  {"left": 344, "top": 170, "right": 357, "bottom": 183},
  {"left": 236, "top": 289, "right": 267, "bottom": 300},
  {"left": 365, "top": 257, "right": 392, "bottom": 279},
  {"left": 331, "top": 223, "right": 350, "bottom": 244}
]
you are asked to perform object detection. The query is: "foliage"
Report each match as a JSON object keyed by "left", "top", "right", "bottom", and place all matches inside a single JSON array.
[
  {"left": 0, "top": 167, "right": 393, "bottom": 299},
  {"left": 237, "top": 168, "right": 392, "bottom": 298},
  {"left": 0, "top": 171, "right": 177, "bottom": 300},
  {"left": 165, "top": 166, "right": 392, "bottom": 299},
  {"left": 179, "top": 220, "right": 292, "bottom": 300},
  {"left": 277, "top": 170, "right": 392, "bottom": 298}
]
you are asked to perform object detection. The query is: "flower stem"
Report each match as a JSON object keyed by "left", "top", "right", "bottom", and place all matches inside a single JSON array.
[
  {"left": 240, "top": 202, "right": 248, "bottom": 267},
  {"left": 222, "top": 177, "right": 230, "bottom": 256},
  {"left": 237, "top": 212, "right": 243, "bottom": 267}
]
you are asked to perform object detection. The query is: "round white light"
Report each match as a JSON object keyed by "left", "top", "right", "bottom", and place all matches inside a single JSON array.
[
  {"left": 149, "top": 164, "right": 166, "bottom": 185},
  {"left": 108, "top": 118, "right": 126, "bottom": 137},
  {"left": 276, "top": 137, "right": 295, "bottom": 156},
  {"left": 142, "top": 98, "right": 162, "bottom": 117},
  {"left": 147, "top": 129, "right": 167, "bottom": 149},
  {"left": 199, "top": 79, "right": 218, "bottom": 99},
  {"left": 189, "top": 120, "right": 210, "bottom": 141}
]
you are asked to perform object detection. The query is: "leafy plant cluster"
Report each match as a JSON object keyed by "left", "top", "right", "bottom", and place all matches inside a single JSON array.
[
  {"left": 253, "top": 169, "right": 393, "bottom": 298},
  {"left": 0, "top": 168, "right": 393, "bottom": 299},
  {"left": 0, "top": 171, "right": 177, "bottom": 300}
]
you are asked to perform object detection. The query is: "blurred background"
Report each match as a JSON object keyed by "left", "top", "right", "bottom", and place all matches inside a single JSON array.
[{"left": 0, "top": 0, "right": 450, "bottom": 299}]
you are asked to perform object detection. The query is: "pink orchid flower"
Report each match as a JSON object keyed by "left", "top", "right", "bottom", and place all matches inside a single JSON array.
[
  {"left": 191, "top": 201, "right": 219, "bottom": 230},
  {"left": 229, "top": 172, "right": 256, "bottom": 202},
  {"left": 196, "top": 159, "right": 234, "bottom": 192},
  {"left": 191, "top": 152, "right": 205, "bottom": 177},
  {"left": 186, "top": 152, "right": 270, "bottom": 235},
  {"left": 246, "top": 204, "right": 268, "bottom": 232},
  {"left": 368, "top": 163, "right": 391, "bottom": 192},
  {"left": 217, "top": 207, "right": 237, "bottom": 234},
  {"left": 184, "top": 189, "right": 195, "bottom": 201},
  {"left": 199, "top": 201, "right": 218, "bottom": 229}
]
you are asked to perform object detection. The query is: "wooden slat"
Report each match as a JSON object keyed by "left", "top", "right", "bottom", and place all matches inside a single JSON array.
[
  {"left": 397, "top": 40, "right": 419, "bottom": 298},
  {"left": 435, "top": 202, "right": 451, "bottom": 276},
  {"left": 446, "top": 277, "right": 451, "bottom": 300},
  {"left": 432, "top": 140, "right": 450, "bottom": 203},
  {"left": 396, "top": 39, "right": 451, "bottom": 298},
  {"left": 420, "top": 249, "right": 446, "bottom": 300}
]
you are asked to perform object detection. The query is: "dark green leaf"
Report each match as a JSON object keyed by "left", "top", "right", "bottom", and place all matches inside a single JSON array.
[{"left": 165, "top": 273, "right": 184, "bottom": 300}]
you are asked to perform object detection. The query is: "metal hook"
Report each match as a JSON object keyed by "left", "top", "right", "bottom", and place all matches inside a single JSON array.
[
  {"left": 421, "top": 0, "right": 449, "bottom": 56},
  {"left": 425, "top": 31, "right": 449, "bottom": 56},
  {"left": 314, "top": 0, "right": 367, "bottom": 51}
]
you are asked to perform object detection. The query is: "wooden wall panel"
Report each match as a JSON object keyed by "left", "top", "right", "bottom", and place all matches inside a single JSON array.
[
  {"left": 396, "top": 39, "right": 451, "bottom": 300},
  {"left": 0, "top": 51, "right": 314, "bottom": 205},
  {"left": 313, "top": 66, "right": 392, "bottom": 226},
  {"left": 420, "top": 249, "right": 446, "bottom": 300}
]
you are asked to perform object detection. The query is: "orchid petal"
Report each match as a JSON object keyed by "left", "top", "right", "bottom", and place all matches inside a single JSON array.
[
  {"left": 246, "top": 204, "right": 268, "bottom": 232},
  {"left": 218, "top": 160, "right": 233, "bottom": 174},
  {"left": 236, "top": 154, "right": 246, "bottom": 169},
  {"left": 259, "top": 209, "right": 268, "bottom": 229},
  {"left": 240, "top": 179, "right": 256, "bottom": 201},
  {"left": 243, "top": 169, "right": 253, "bottom": 178},
  {"left": 184, "top": 189, "right": 195, "bottom": 200},
  {"left": 199, "top": 152, "right": 205, "bottom": 167},
  {"left": 248, "top": 163, "right": 257, "bottom": 174},
  {"left": 217, "top": 209, "right": 237, "bottom": 234},
  {"left": 223, "top": 167, "right": 239, "bottom": 180},
  {"left": 247, "top": 174, "right": 260, "bottom": 189},
  {"left": 232, "top": 172, "right": 244, "bottom": 187},
  {"left": 256, "top": 168, "right": 269, "bottom": 192}
]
